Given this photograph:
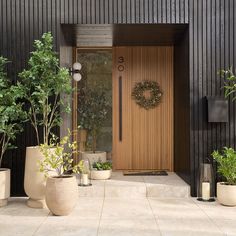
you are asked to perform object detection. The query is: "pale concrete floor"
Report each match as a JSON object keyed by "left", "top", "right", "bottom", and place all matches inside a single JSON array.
[
  {"left": 1, "top": 197, "right": 236, "bottom": 236},
  {"left": 1, "top": 173, "right": 236, "bottom": 236}
]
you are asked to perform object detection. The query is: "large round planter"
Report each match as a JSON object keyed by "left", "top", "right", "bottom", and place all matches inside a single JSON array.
[
  {"left": 217, "top": 182, "right": 236, "bottom": 206},
  {"left": 0, "top": 168, "right": 10, "bottom": 207},
  {"left": 45, "top": 175, "right": 78, "bottom": 216},
  {"left": 24, "top": 146, "right": 47, "bottom": 208},
  {"left": 91, "top": 169, "right": 112, "bottom": 180},
  {"left": 81, "top": 151, "right": 106, "bottom": 166}
]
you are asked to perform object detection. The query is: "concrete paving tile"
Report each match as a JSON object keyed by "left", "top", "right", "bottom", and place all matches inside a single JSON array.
[
  {"left": 70, "top": 197, "right": 104, "bottom": 219},
  {"left": 212, "top": 219, "right": 236, "bottom": 236},
  {"left": 34, "top": 217, "right": 99, "bottom": 236},
  {"left": 105, "top": 185, "right": 146, "bottom": 198},
  {"left": 78, "top": 184, "right": 105, "bottom": 198},
  {"left": 101, "top": 198, "right": 153, "bottom": 219},
  {"left": 158, "top": 218, "right": 225, "bottom": 236},
  {"left": 98, "top": 218, "right": 161, "bottom": 236},
  {"left": 149, "top": 198, "right": 206, "bottom": 219},
  {"left": 193, "top": 198, "right": 236, "bottom": 221}
]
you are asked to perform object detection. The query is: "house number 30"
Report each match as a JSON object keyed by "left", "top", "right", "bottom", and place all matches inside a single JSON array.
[{"left": 118, "top": 56, "right": 125, "bottom": 72}]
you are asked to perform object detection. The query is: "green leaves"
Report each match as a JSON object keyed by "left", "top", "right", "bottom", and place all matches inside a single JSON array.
[
  {"left": 212, "top": 147, "right": 236, "bottom": 185},
  {"left": 39, "top": 131, "right": 79, "bottom": 177},
  {"left": 92, "top": 161, "right": 112, "bottom": 171},
  {"left": 219, "top": 68, "right": 236, "bottom": 101},
  {"left": 18, "top": 32, "right": 72, "bottom": 145},
  {"left": 0, "top": 56, "right": 27, "bottom": 167},
  {"left": 78, "top": 88, "right": 110, "bottom": 152}
]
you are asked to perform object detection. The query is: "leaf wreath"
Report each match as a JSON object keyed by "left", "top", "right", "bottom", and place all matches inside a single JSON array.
[{"left": 131, "top": 80, "right": 162, "bottom": 110}]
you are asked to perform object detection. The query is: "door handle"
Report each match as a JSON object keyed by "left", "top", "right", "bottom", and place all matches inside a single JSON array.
[{"left": 119, "top": 76, "right": 122, "bottom": 141}]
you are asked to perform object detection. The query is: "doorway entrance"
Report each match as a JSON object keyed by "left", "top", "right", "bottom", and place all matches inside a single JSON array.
[{"left": 113, "top": 46, "right": 174, "bottom": 170}]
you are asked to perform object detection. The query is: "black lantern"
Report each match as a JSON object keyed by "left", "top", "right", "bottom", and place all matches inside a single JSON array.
[{"left": 197, "top": 162, "right": 215, "bottom": 202}]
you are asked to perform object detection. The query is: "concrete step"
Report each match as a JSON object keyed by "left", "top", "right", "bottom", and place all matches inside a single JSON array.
[{"left": 78, "top": 172, "right": 190, "bottom": 198}]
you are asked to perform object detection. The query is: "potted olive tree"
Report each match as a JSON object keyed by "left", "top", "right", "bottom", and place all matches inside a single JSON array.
[
  {"left": 39, "top": 132, "right": 80, "bottom": 216},
  {"left": 0, "top": 56, "right": 26, "bottom": 206},
  {"left": 19, "top": 32, "right": 72, "bottom": 208},
  {"left": 78, "top": 88, "right": 109, "bottom": 164},
  {"left": 212, "top": 147, "right": 236, "bottom": 206}
]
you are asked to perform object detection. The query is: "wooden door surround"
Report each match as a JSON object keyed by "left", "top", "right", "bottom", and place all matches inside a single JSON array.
[{"left": 113, "top": 46, "right": 173, "bottom": 171}]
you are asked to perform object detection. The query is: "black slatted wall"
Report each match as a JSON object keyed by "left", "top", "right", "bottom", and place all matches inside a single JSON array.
[{"left": 0, "top": 0, "right": 235, "bottom": 196}]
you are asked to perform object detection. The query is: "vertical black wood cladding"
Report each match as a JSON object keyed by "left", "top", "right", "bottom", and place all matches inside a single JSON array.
[
  {"left": 189, "top": 0, "right": 236, "bottom": 195},
  {"left": 0, "top": 0, "right": 235, "bottom": 196}
]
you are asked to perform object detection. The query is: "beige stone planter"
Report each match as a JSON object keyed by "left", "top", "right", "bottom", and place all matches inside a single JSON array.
[
  {"left": 91, "top": 169, "right": 112, "bottom": 180},
  {"left": 0, "top": 168, "right": 10, "bottom": 207},
  {"left": 217, "top": 182, "right": 236, "bottom": 206},
  {"left": 24, "top": 146, "right": 47, "bottom": 208},
  {"left": 81, "top": 151, "right": 106, "bottom": 166},
  {"left": 45, "top": 175, "right": 78, "bottom": 216}
]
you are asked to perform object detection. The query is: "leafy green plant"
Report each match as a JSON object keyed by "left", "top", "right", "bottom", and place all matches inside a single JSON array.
[
  {"left": 212, "top": 147, "right": 236, "bottom": 185},
  {"left": 39, "top": 131, "right": 80, "bottom": 177},
  {"left": 92, "top": 161, "right": 112, "bottom": 171},
  {"left": 77, "top": 160, "right": 90, "bottom": 174},
  {"left": 219, "top": 67, "right": 236, "bottom": 100},
  {"left": 0, "top": 56, "right": 27, "bottom": 167},
  {"left": 78, "top": 88, "right": 109, "bottom": 153},
  {"left": 19, "top": 32, "right": 72, "bottom": 145}
]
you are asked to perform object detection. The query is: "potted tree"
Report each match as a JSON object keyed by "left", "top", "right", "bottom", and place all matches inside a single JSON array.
[
  {"left": 19, "top": 32, "right": 72, "bottom": 208},
  {"left": 39, "top": 132, "right": 80, "bottom": 216},
  {"left": 0, "top": 56, "right": 26, "bottom": 206},
  {"left": 212, "top": 147, "right": 236, "bottom": 206},
  {"left": 91, "top": 161, "right": 112, "bottom": 180},
  {"left": 78, "top": 88, "right": 109, "bottom": 165}
]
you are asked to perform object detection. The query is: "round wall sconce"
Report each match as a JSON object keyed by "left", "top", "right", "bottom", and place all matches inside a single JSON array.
[{"left": 70, "top": 62, "right": 82, "bottom": 81}]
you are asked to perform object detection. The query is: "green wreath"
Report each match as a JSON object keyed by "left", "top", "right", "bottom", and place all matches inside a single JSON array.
[{"left": 131, "top": 80, "right": 162, "bottom": 110}]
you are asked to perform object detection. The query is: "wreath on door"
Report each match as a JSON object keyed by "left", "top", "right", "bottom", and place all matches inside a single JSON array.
[{"left": 131, "top": 80, "right": 162, "bottom": 110}]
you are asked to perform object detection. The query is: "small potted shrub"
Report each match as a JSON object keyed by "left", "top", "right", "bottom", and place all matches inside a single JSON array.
[
  {"left": 212, "top": 147, "right": 236, "bottom": 206},
  {"left": 39, "top": 132, "right": 79, "bottom": 216},
  {"left": 19, "top": 32, "right": 72, "bottom": 208},
  {"left": 91, "top": 161, "right": 112, "bottom": 180},
  {"left": 78, "top": 88, "right": 109, "bottom": 164},
  {"left": 0, "top": 56, "right": 26, "bottom": 207}
]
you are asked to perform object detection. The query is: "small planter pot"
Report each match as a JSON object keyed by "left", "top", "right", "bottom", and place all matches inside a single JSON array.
[
  {"left": 45, "top": 175, "right": 78, "bottom": 216},
  {"left": 81, "top": 151, "right": 106, "bottom": 166},
  {"left": 91, "top": 169, "right": 112, "bottom": 180},
  {"left": 0, "top": 168, "right": 10, "bottom": 207},
  {"left": 217, "top": 182, "right": 236, "bottom": 206}
]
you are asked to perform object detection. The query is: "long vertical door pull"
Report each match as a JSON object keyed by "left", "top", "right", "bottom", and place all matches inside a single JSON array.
[{"left": 119, "top": 76, "right": 122, "bottom": 141}]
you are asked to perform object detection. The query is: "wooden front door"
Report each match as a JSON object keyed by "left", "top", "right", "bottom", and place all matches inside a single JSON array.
[{"left": 113, "top": 46, "right": 173, "bottom": 170}]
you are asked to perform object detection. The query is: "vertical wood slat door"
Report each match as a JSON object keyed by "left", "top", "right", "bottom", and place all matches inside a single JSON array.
[{"left": 113, "top": 46, "right": 173, "bottom": 170}]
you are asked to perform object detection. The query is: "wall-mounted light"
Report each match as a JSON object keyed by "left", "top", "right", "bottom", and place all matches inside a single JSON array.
[{"left": 69, "top": 62, "right": 82, "bottom": 81}]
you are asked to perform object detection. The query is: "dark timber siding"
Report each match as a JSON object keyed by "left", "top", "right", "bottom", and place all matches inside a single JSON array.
[{"left": 0, "top": 0, "right": 236, "bottom": 196}]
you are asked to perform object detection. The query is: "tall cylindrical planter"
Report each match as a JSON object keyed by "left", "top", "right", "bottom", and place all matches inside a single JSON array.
[
  {"left": 24, "top": 146, "right": 47, "bottom": 208},
  {"left": 81, "top": 151, "right": 106, "bottom": 166},
  {"left": 0, "top": 168, "right": 10, "bottom": 207},
  {"left": 45, "top": 175, "right": 78, "bottom": 216}
]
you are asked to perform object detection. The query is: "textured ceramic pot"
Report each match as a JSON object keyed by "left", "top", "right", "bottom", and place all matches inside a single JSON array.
[
  {"left": 24, "top": 146, "right": 47, "bottom": 208},
  {"left": 45, "top": 175, "right": 78, "bottom": 216},
  {"left": 217, "top": 182, "right": 236, "bottom": 206},
  {"left": 91, "top": 169, "right": 112, "bottom": 180},
  {"left": 0, "top": 168, "right": 10, "bottom": 207},
  {"left": 81, "top": 151, "right": 106, "bottom": 166}
]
